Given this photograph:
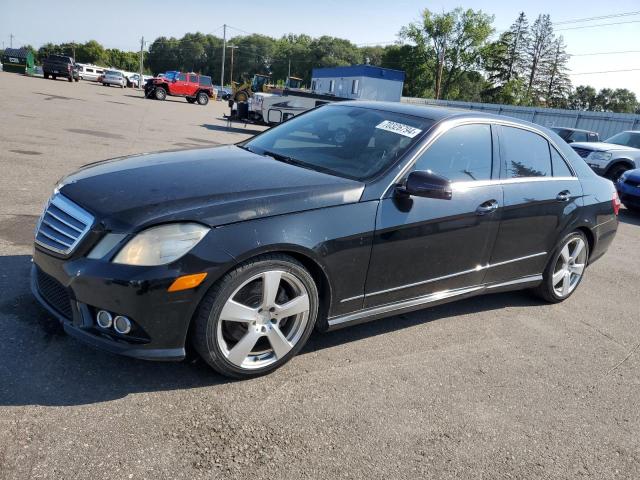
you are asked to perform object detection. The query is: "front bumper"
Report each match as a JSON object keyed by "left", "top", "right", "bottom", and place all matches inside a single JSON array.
[{"left": 30, "top": 245, "right": 226, "bottom": 361}]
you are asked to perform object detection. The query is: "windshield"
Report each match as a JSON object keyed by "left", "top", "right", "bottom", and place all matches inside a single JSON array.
[
  {"left": 105, "top": 70, "right": 120, "bottom": 76},
  {"left": 605, "top": 132, "right": 640, "bottom": 149},
  {"left": 244, "top": 105, "right": 434, "bottom": 180}
]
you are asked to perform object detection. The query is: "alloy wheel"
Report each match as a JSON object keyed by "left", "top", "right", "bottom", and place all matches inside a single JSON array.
[
  {"left": 552, "top": 237, "right": 587, "bottom": 298},
  {"left": 216, "top": 270, "right": 310, "bottom": 370}
]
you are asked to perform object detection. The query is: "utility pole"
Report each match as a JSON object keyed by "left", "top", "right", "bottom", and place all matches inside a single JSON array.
[
  {"left": 9, "top": 34, "right": 14, "bottom": 48},
  {"left": 139, "top": 36, "right": 144, "bottom": 90},
  {"left": 228, "top": 45, "right": 238, "bottom": 85},
  {"left": 220, "top": 24, "right": 226, "bottom": 88},
  {"left": 288, "top": 58, "right": 291, "bottom": 78}
]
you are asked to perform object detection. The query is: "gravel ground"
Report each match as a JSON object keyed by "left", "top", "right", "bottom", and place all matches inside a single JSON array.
[{"left": 0, "top": 72, "right": 639, "bottom": 480}]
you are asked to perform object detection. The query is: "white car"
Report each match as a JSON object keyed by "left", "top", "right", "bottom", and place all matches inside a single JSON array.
[{"left": 102, "top": 70, "right": 126, "bottom": 88}]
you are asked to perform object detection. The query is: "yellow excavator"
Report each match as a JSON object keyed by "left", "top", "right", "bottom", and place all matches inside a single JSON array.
[{"left": 231, "top": 74, "right": 272, "bottom": 103}]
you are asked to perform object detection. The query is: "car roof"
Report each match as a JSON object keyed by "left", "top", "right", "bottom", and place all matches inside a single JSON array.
[
  {"left": 336, "top": 101, "right": 546, "bottom": 130},
  {"left": 550, "top": 126, "right": 596, "bottom": 134}
]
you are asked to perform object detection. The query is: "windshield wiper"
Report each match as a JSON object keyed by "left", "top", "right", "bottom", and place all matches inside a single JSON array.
[{"left": 262, "top": 150, "right": 302, "bottom": 166}]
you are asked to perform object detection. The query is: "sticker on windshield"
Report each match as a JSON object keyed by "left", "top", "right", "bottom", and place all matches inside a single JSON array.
[{"left": 375, "top": 120, "right": 422, "bottom": 138}]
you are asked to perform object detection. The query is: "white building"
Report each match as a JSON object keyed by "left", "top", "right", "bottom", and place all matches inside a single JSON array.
[{"left": 310, "top": 65, "right": 405, "bottom": 102}]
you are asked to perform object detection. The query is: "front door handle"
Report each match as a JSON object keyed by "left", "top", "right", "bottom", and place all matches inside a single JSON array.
[
  {"left": 556, "top": 190, "right": 571, "bottom": 202},
  {"left": 476, "top": 199, "right": 499, "bottom": 215}
]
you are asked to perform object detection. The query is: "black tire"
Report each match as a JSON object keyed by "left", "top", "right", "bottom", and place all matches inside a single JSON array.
[
  {"left": 533, "top": 230, "right": 590, "bottom": 303},
  {"left": 154, "top": 87, "right": 167, "bottom": 100},
  {"left": 74, "top": 77, "right": 79, "bottom": 82},
  {"left": 605, "top": 164, "right": 628, "bottom": 183},
  {"left": 52, "top": 75, "right": 56, "bottom": 80},
  {"left": 68, "top": 76, "right": 73, "bottom": 83},
  {"left": 192, "top": 254, "right": 319, "bottom": 379},
  {"left": 197, "top": 92, "right": 209, "bottom": 105},
  {"left": 186, "top": 97, "right": 196, "bottom": 104},
  {"left": 44, "top": 73, "right": 49, "bottom": 79}
]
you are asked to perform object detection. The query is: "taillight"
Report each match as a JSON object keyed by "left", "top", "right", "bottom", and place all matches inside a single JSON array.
[{"left": 613, "top": 190, "right": 621, "bottom": 216}]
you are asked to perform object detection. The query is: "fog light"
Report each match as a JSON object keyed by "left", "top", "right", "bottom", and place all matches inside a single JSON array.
[
  {"left": 113, "top": 315, "right": 132, "bottom": 334},
  {"left": 96, "top": 310, "right": 113, "bottom": 329}
]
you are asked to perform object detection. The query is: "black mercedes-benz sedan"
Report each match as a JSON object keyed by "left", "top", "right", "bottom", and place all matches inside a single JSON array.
[{"left": 32, "top": 102, "right": 620, "bottom": 378}]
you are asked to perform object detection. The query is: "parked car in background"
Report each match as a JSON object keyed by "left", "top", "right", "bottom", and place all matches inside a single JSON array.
[
  {"left": 144, "top": 72, "right": 214, "bottom": 105},
  {"left": 30, "top": 102, "right": 619, "bottom": 378},
  {"left": 214, "top": 85, "right": 232, "bottom": 101},
  {"left": 76, "top": 63, "right": 104, "bottom": 81},
  {"left": 102, "top": 70, "right": 126, "bottom": 88},
  {"left": 616, "top": 168, "right": 640, "bottom": 212},
  {"left": 550, "top": 127, "right": 599, "bottom": 144},
  {"left": 126, "top": 74, "right": 153, "bottom": 88},
  {"left": 43, "top": 55, "right": 79, "bottom": 82},
  {"left": 571, "top": 131, "right": 640, "bottom": 182}
]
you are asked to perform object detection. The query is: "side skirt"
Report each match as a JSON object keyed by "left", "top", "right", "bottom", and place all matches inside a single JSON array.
[{"left": 326, "top": 275, "right": 542, "bottom": 331}]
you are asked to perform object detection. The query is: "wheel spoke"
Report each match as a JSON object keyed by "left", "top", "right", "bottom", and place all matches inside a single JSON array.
[
  {"left": 552, "top": 269, "right": 565, "bottom": 286},
  {"left": 570, "top": 263, "right": 585, "bottom": 276},
  {"left": 560, "top": 245, "right": 570, "bottom": 263},
  {"left": 571, "top": 239, "right": 585, "bottom": 261},
  {"left": 227, "top": 330, "right": 261, "bottom": 366},
  {"left": 561, "top": 272, "right": 571, "bottom": 296},
  {"left": 267, "top": 326, "right": 293, "bottom": 359},
  {"left": 220, "top": 300, "right": 257, "bottom": 323},
  {"left": 276, "top": 293, "right": 310, "bottom": 319},
  {"left": 262, "top": 271, "right": 282, "bottom": 308}
]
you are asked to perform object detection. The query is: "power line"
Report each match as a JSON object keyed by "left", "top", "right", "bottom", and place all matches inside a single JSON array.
[
  {"left": 570, "top": 49, "right": 640, "bottom": 57},
  {"left": 556, "top": 19, "right": 640, "bottom": 31},
  {"left": 552, "top": 11, "right": 640, "bottom": 25},
  {"left": 571, "top": 68, "right": 640, "bottom": 75}
]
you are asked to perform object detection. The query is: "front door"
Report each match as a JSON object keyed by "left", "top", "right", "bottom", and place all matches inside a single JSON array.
[{"left": 364, "top": 123, "right": 503, "bottom": 308}]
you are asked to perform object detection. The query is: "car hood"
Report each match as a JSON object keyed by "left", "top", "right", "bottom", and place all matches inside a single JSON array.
[
  {"left": 59, "top": 145, "right": 364, "bottom": 231},
  {"left": 571, "top": 141, "right": 639, "bottom": 152},
  {"left": 623, "top": 169, "right": 640, "bottom": 182}
]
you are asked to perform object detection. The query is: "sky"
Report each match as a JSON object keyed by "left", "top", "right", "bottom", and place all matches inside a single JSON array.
[{"left": 2, "top": 0, "right": 639, "bottom": 97}]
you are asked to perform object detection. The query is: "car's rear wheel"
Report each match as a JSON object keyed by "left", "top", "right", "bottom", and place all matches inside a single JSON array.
[
  {"left": 606, "top": 164, "right": 628, "bottom": 183},
  {"left": 68, "top": 76, "right": 73, "bottom": 83},
  {"left": 192, "top": 254, "right": 318, "bottom": 378},
  {"left": 154, "top": 87, "right": 167, "bottom": 100},
  {"left": 197, "top": 92, "right": 209, "bottom": 105},
  {"left": 534, "top": 231, "right": 589, "bottom": 303},
  {"left": 44, "top": 73, "right": 49, "bottom": 79},
  {"left": 52, "top": 75, "right": 56, "bottom": 80}
]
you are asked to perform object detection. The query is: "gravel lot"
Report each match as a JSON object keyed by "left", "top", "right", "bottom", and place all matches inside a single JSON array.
[{"left": 0, "top": 72, "right": 639, "bottom": 480}]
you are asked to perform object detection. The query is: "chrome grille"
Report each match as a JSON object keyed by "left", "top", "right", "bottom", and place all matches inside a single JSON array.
[
  {"left": 572, "top": 147, "right": 591, "bottom": 159},
  {"left": 35, "top": 194, "right": 94, "bottom": 255}
]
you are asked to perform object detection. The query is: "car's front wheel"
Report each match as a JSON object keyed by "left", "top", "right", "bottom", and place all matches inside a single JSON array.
[
  {"left": 193, "top": 254, "right": 318, "bottom": 378},
  {"left": 534, "top": 231, "right": 589, "bottom": 303}
]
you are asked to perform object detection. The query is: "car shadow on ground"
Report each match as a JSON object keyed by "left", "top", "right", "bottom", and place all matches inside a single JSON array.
[
  {"left": 0, "top": 253, "right": 544, "bottom": 407},
  {"left": 201, "top": 123, "right": 265, "bottom": 136},
  {"left": 618, "top": 208, "right": 640, "bottom": 226}
]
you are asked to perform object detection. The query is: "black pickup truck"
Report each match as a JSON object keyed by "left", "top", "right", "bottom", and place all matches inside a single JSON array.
[{"left": 43, "top": 55, "right": 79, "bottom": 82}]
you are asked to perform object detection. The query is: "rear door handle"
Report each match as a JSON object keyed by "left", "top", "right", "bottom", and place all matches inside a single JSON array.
[
  {"left": 476, "top": 199, "right": 499, "bottom": 215},
  {"left": 556, "top": 190, "right": 571, "bottom": 202}
]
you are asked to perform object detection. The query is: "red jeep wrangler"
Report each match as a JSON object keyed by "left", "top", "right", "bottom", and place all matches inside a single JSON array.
[{"left": 145, "top": 72, "right": 214, "bottom": 105}]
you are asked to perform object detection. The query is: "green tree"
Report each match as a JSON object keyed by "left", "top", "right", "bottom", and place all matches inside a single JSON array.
[
  {"left": 541, "top": 36, "right": 571, "bottom": 107},
  {"left": 402, "top": 7, "right": 493, "bottom": 99},
  {"left": 526, "top": 14, "right": 555, "bottom": 103},
  {"left": 567, "top": 85, "right": 597, "bottom": 110}
]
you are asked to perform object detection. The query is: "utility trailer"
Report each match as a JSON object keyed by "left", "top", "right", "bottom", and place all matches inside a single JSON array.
[{"left": 226, "top": 89, "right": 349, "bottom": 126}]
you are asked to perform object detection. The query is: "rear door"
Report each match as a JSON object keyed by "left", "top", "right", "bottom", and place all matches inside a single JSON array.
[
  {"left": 188, "top": 74, "right": 199, "bottom": 96},
  {"left": 364, "top": 123, "right": 503, "bottom": 308},
  {"left": 483, "top": 125, "right": 581, "bottom": 284}
]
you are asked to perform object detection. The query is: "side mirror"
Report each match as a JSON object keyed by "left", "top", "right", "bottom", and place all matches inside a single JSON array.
[{"left": 396, "top": 170, "right": 452, "bottom": 200}]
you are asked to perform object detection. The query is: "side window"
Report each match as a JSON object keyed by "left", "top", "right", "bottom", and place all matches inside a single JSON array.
[
  {"left": 550, "top": 147, "right": 573, "bottom": 177},
  {"left": 588, "top": 133, "right": 598, "bottom": 141},
  {"left": 329, "top": 80, "right": 335, "bottom": 93},
  {"left": 178, "top": 73, "right": 186, "bottom": 81},
  {"left": 501, "top": 126, "right": 551, "bottom": 178},
  {"left": 351, "top": 79, "right": 359, "bottom": 94},
  {"left": 570, "top": 132, "right": 587, "bottom": 143},
  {"left": 414, "top": 124, "right": 492, "bottom": 182},
  {"left": 189, "top": 74, "right": 197, "bottom": 83},
  {"left": 311, "top": 80, "right": 316, "bottom": 91}
]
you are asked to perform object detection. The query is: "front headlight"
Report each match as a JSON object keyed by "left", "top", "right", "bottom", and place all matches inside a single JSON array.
[
  {"left": 113, "top": 223, "right": 209, "bottom": 266},
  {"left": 588, "top": 151, "right": 612, "bottom": 162}
]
